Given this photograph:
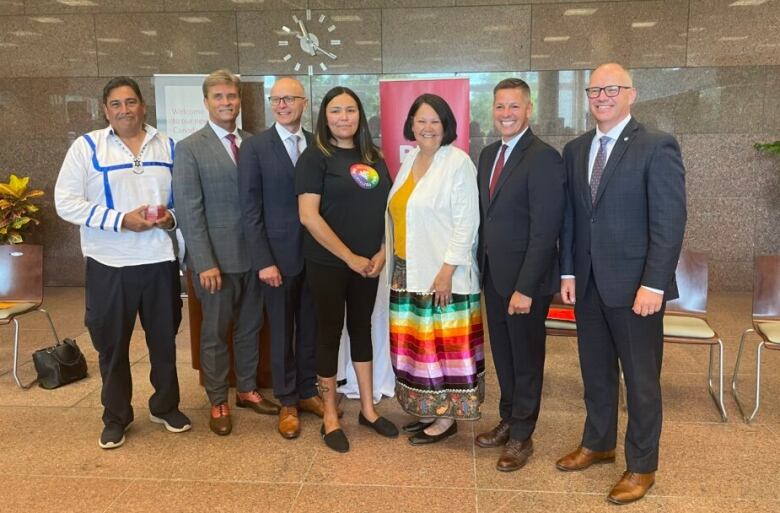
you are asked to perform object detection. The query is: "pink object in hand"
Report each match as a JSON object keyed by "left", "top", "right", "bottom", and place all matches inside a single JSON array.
[{"left": 145, "top": 205, "right": 160, "bottom": 222}]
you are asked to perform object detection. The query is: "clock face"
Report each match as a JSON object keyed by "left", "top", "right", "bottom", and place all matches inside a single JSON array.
[{"left": 278, "top": 9, "right": 340, "bottom": 75}]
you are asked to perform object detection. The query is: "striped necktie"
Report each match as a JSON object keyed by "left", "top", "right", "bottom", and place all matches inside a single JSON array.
[{"left": 590, "top": 136, "right": 610, "bottom": 204}]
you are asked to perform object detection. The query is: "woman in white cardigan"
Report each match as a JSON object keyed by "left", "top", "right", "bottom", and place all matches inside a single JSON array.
[{"left": 386, "top": 94, "right": 485, "bottom": 445}]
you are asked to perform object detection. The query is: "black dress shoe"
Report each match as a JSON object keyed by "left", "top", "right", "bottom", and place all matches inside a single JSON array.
[
  {"left": 402, "top": 420, "right": 435, "bottom": 434},
  {"left": 320, "top": 424, "right": 349, "bottom": 453},
  {"left": 408, "top": 421, "right": 458, "bottom": 446},
  {"left": 358, "top": 412, "right": 399, "bottom": 438}
]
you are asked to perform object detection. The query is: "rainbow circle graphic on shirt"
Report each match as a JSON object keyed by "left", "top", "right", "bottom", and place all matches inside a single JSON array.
[{"left": 349, "top": 163, "right": 380, "bottom": 190}]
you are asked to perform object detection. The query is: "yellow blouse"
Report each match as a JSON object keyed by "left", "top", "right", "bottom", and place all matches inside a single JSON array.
[{"left": 388, "top": 173, "right": 417, "bottom": 259}]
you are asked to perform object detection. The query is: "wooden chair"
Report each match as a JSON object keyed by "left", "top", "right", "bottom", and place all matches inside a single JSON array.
[
  {"left": 0, "top": 244, "right": 60, "bottom": 388},
  {"left": 545, "top": 249, "right": 728, "bottom": 421},
  {"left": 731, "top": 255, "right": 780, "bottom": 423}
]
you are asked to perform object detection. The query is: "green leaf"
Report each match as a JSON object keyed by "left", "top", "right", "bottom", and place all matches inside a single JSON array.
[
  {"left": 10, "top": 216, "right": 30, "bottom": 229},
  {"left": 754, "top": 141, "right": 780, "bottom": 155}
]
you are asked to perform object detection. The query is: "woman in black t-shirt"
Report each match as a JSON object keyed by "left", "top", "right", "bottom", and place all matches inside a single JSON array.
[{"left": 295, "top": 86, "right": 398, "bottom": 453}]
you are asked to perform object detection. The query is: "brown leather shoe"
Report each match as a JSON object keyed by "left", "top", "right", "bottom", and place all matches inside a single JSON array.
[
  {"left": 299, "top": 395, "right": 343, "bottom": 418},
  {"left": 555, "top": 446, "right": 616, "bottom": 471},
  {"left": 475, "top": 420, "right": 510, "bottom": 448},
  {"left": 496, "top": 438, "right": 534, "bottom": 472},
  {"left": 278, "top": 406, "right": 300, "bottom": 439},
  {"left": 236, "top": 390, "right": 280, "bottom": 415},
  {"left": 607, "top": 471, "right": 655, "bottom": 504},
  {"left": 209, "top": 403, "right": 232, "bottom": 436}
]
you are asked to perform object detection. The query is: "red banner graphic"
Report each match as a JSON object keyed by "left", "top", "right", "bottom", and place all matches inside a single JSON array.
[{"left": 379, "top": 78, "right": 470, "bottom": 178}]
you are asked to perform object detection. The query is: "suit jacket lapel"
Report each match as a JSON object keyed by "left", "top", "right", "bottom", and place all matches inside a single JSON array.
[
  {"left": 270, "top": 124, "right": 296, "bottom": 174},
  {"left": 490, "top": 128, "right": 534, "bottom": 205},
  {"left": 593, "top": 119, "right": 638, "bottom": 207},
  {"left": 202, "top": 124, "right": 238, "bottom": 184},
  {"left": 576, "top": 129, "right": 594, "bottom": 212},
  {"left": 480, "top": 142, "right": 498, "bottom": 211}
]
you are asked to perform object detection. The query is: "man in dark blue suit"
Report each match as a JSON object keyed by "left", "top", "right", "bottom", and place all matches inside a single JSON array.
[
  {"left": 475, "top": 78, "right": 566, "bottom": 472},
  {"left": 238, "top": 77, "right": 323, "bottom": 439},
  {"left": 557, "top": 63, "right": 686, "bottom": 504}
]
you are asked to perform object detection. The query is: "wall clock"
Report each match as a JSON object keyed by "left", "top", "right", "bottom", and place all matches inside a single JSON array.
[{"left": 278, "top": 9, "right": 340, "bottom": 75}]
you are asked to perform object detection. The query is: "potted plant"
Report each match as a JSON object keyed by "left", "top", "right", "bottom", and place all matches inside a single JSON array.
[{"left": 0, "top": 174, "right": 45, "bottom": 244}]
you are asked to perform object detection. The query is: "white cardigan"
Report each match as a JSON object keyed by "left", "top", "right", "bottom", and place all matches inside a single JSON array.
[{"left": 385, "top": 145, "right": 481, "bottom": 295}]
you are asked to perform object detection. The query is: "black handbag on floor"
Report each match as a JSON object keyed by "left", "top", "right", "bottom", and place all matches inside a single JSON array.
[{"left": 32, "top": 338, "right": 88, "bottom": 389}]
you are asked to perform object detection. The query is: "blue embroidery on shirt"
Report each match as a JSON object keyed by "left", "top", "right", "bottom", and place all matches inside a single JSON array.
[
  {"left": 99, "top": 209, "right": 110, "bottom": 230},
  {"left": 85, "top": 204, "right": 98, "bottom": 228},
  {"left": 82, "top": 133, "right": 174, "bottom": 211}
]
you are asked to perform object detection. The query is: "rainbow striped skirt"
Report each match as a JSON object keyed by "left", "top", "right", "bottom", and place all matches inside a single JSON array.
[{"left": 390, "top": 262, "right": 486, "bottom": 420}]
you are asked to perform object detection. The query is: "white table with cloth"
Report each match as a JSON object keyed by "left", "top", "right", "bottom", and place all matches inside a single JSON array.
[{"left": 336, "top": 266, "right": 395, "bottom": 403}]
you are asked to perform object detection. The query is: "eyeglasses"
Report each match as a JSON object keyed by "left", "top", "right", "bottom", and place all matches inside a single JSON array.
[
  {"left": 268, "top": 95, "right": 306, "bottom": 105},
  {"left": 584, "top": 85, "right": 633, "bottom": 99}
]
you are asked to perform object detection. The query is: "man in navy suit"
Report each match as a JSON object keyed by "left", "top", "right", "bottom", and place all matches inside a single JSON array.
[
  {"left": 475, "top": 78, "right": 566, "bottom": 472},
  {"left": 556, "top": 63, "right": 686, "bottom": 504},
  {"left": 238, "top": 77, "right": 324, "bottom": 439}
]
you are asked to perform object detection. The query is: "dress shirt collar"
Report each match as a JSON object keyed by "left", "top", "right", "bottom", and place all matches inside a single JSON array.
[
  {"left": 209, "top": 120, "right": 240, "bottom": 142},
  {"left": 501, "top": 126, "right": 529, "bottom": 154},
  {"left": 595, "top": 114, "right": 632, "bottom": 142},
  {"left": 275, "top": 122, "right": 304, "bottom": 142}
]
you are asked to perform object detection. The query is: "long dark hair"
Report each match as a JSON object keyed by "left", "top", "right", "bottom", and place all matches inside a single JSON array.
[{"left": 315, "top": 86, "right": 381, "bottom": 164}]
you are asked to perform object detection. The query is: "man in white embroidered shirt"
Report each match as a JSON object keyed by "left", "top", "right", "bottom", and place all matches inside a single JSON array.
[{"left": 55, "top": 76, "right": 191, "bottom": 450}]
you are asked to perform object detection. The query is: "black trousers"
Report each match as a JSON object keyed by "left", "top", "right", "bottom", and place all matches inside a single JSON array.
[
  {"left": 262, "top": 269, "right": 318, "bottom": 406},
  {"left": 305, "top": 260, "right": 378, "bottom": 378},
  {"left": 484, "top": 260, "right": 551, "bottom": 441},
  {"left": 85, "top": 258, "right": 182, "bottom": 428},
  {"left": 192, "top": 270, "right": 262, "bottom": 405},
  {"left": 576, "top": 276, "right": 665, "bottom": 473}
]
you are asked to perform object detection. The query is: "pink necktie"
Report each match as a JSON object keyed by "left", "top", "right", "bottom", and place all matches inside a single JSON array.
[{"left": 226, "top": 133, "right": 239, "bottom": 164}]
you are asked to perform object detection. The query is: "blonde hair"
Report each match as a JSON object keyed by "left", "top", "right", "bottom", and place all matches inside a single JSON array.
[{"left": 202, "top": 69, "right": 241, "bottom": 97}]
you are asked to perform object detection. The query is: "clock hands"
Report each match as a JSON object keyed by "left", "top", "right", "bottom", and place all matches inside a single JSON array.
[
  {"left": 309, "top": 40, "right": 337, "bottom": 60},
  {"left": 280, "top": 10, "right": 339, "bottom": 74},
  {"left": 296, "top": 19, "right": 314, "bottom": 55},
  {"left": 292, "top": 30, "right": 337, "bottom": 60}
]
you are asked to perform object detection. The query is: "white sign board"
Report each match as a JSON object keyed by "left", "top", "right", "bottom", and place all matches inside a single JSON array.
[{"left": 154, "top": 74, "right": 241, "bottom": 141}]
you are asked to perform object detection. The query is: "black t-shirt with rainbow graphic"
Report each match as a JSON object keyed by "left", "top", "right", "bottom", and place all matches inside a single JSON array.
[{"left": 295, "top": 145, "right": 391, "bottom": 269}]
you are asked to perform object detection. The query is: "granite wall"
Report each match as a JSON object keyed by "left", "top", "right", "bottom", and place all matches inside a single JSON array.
[{"left": 0, "top": 0, "right": 777, "bottom": 289}]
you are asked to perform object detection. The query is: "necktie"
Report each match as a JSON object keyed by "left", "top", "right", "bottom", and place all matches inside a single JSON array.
[
  {"left": 288, "top": 134, "right": 300, "bottom": 165},
  {"left": 590, "top": 136, "right": 610, "bottom": 204},
  {"left": 226, "top": 133, "right": 239, "bottom": 164},
  {"left": 488, "top": 144, "right": 508, "bottom": 199}
]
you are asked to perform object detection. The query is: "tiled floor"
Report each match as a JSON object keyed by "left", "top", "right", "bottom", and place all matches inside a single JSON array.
[{"left": 0, "top": 288, "right": 778, "bottom": 513}]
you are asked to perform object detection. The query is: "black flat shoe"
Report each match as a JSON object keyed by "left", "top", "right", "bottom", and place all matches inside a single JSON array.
[
  {"left": 402, "top": 420, "right": 435, "bottom": 434},
  {"left": 358, "top": 412, "right": 399, "bottom": 438},
  {"left": 320, "top": 424, "right": 349, "bottom": 453},
  {"left": 408, "top": 421, "right": 458, "bottom": 446}
]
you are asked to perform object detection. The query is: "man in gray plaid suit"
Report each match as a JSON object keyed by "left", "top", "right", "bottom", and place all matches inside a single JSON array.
[{"left": 173, "top": 69, "right": 279, "bottom": 436}]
